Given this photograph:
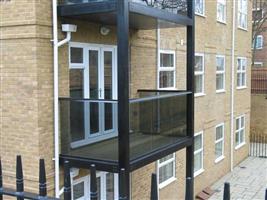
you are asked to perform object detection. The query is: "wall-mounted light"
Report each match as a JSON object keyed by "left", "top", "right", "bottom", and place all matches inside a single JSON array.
[{"left": 100, "top": 26, "right": 111, "bottom": 36}]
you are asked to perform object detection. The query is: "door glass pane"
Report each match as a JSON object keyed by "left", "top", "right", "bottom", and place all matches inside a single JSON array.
[
  {"left": 89, "top": 50, "right": 99, "bottom": 134},
  {"left": 104, "top": 51, "right": 113, "bottom": 131},
  {"left": 73, "top": 182, "right": 85, "bottom": 200},
  {"left": 106, "top": 173, "right": 115, "bottom": 200},
  {"left": 89, "top": 50, "right": 99, "bottom": 99},
  {"left": 70, "top": 69, "right": 84, "bottom": 98},
  {"left": 97, "top": 177, "right": 101, "bottom": 200},
  {"left": 104, "top": 51, "right": 113, "bottom": 100},
  {"left": 159, "top": 71, "right": 174, "bottom": 88},
  {"left": 69, "top": 69, "right": 85, "bottom": 142},
  {"left": 71, "top": 47, "right": 83, "bottom": 63}
]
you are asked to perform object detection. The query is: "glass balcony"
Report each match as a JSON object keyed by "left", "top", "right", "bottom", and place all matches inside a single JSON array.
[
  {"left": 59, "top": 0, "right": 187, "bottom": 15},
  {"left": 60, "top": 91, "right": 188, "bottom": 166}
]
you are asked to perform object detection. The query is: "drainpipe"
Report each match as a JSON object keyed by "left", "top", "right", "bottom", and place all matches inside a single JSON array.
[
  {"left": 52, "top": 0, "right": 60, "bottom": 197},
  {"left": 230, "top": 0, "right": 236, "bottom": 172},
  {"left": 52, "top": 0, "right": 76, "bottom": 197}
]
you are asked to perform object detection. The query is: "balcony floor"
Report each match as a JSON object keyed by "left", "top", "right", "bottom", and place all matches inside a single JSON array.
[{"left": 61, "top": 130, "right": 187, "bottom": 164}]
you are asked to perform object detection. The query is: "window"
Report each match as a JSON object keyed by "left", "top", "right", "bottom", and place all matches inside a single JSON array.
[
  {"left": 216, "top": 56, "right": 225, "bottom": 92},
  {"left": 195, "top": 54, "right": 205, "bottom": 95},
  {"left": 71, "top": 173, "right": 118, "bottom": 200},
  {"left": 217, "top": 0, "right": 226, "bottom": 23},
  {"left": 255, "top": 35, "right": 263, "bottom": 49},
  {"left": 253, "top": 62, "right": 263, "bottom": 67},
  {"left": 238, "top": 0, "right": 248, "bottom": 29},
  {"left": 237, "top": 58, "right": 247, "bottom": 88},
  {"left": 158, "top": 154, "right": 176, "bottom": 188},
  {"left": 235, "top": 115, "right": 245, "bottom": 149},
  {"left": 158, "top": 50, "right": 176, "bottom": 89},
  {"left": 252, "top": 8, "right": 263, "bottom": 21},
  {"left": 195, "top": 0, "right": 205, "bottom": 16},
  {"left": 194, "top": 132, "right": 204, "bottom": 176},
  {"left": 215, "top": 123, "right": 224, "bottom": 163}
]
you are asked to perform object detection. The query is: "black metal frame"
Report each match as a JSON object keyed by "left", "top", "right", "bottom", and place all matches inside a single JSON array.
[{"left": 58, "top": 0, "right": 195, "bottom": 199}]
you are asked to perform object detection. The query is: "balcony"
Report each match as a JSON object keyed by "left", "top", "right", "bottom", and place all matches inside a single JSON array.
[
  {"left": 58, "top": 0, "right": 192, "bottom": 29},
  {"left": 59, "top": 91, "right": 192, "bottom": 171}
]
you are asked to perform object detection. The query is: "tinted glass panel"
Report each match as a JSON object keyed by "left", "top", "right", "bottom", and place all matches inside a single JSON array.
[{"left": 71, "top": 47, "right": 83, "bottom": 63}]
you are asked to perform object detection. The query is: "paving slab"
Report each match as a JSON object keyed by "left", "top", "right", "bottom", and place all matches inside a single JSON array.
[{"left": 209, "top": 157, "right": 267, "bottom": 200}]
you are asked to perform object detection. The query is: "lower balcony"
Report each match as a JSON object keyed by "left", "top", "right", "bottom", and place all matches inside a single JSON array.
[{"left": 59, "top": 90, "right": 192, "bottom": 172}]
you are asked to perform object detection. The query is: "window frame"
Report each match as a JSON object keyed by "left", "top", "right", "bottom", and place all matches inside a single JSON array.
[
  {"left": 254, "top": 62, "right": 263, "bottom": 67},
  {"left": 216, "top": 55, "right": 226, "bottom": 93},
  {"left": 194, "top": 131, "right": 204, "bottom": 177},
  {"left": 255, "top": 35, "right": 263, "bottom": 49},
  {"left": 215, "top": 123, "right": 225, "bottom": 163},
  {"left": 194, "top": 53, "right": 205, "bottom": 97},
  {"left": 158, "top": 50, "right": 176, "bottom": 90},
  {"left": 217, "top": 0, "right": 227, "bottom": 23},
  {"left": 237, "top": 57, "right": 247, "bottom": 89},
  {"left": 195, "top": 0, "right": 205, "bottom": 17},
  {"left": 235, "top": 115, "right": 246, "bottom": 149},
  {"left": 238, "top": 0, "right": 248, "bottom": 30},
  {"left": 157, "top": 153, "right": 176, "bottom": 189}
]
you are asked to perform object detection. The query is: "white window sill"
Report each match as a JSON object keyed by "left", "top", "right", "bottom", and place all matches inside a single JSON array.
[
  {"left": 236, "top": 86, "right": 247, "bottom": 90},
  {"left": 238, "top": 26, "right": 248, "bottom": 32},
  {"left": 216, "top": 89, "right": 226, "bottom": 94},
  {"left": 159, "top": 177, "right": 177, "bottom": 189},
  {"left": 194, "top": 169, "right": 205, "bottom": 177},
  {"left": 195, "top": 13, "right": 206, "bottom": 18},
  {"left": 217, "top": 20, "right": 227, "bottom": 25},
  {"left": 235, "top": 142, "right": 246, "bottom": 150},
  {"left": 195, "top": 93, "right": 206, "bottom": 98},
  {"left": 215, "top": 156, "right": 225, "bottom": 164}
]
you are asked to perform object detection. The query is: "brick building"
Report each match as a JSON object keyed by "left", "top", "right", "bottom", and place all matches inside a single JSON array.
[
  {"left": 252, "top": 1, "right": 267, "bottom": 68},
  {"left": 0, "top": 0, "right": 251, "bottom": 200}
]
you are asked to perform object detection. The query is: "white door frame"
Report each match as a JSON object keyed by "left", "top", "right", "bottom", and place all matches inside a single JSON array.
[{"left": 69, "top": 42, "right": 118, "bottom": 148}]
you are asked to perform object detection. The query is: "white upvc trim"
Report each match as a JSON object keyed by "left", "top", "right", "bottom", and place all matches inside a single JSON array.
[
  {"left": 158, "top": 50, "right": 176, "bottom": 90},
  {"left": 237, "top": 0, "right": 248, "bottom": 30},
  {"left": 194, "top": 131, "right": 204, "bottom": 177},
  {"left": 255, "top": 35, "right": 263, "bottom": 49},
  {"left": 195, "top": 0, "right": 205, "bottom": 16},
  {"left": 217, "top": 0, "right": 227, "bottom": 24},
  {"left": 195, "top": 53, "right": 205, "bottom": 96},
  {"left": 216, "top": 55, "right": 226, "bottom": 92},
  {"left": 236, "top": 57, "right": 247, "bottom": 89},
  {"left": 235, "top": 114, "right": 246, "bottom": 149},
  {"left": 157, "top": 153, "right": 176, "bottom": 189},
  {"left": 215, "top": 123, "right": 225, "bottom": 163},
  {"left": 254, "top": 62, "right": 263, "bottom": 67}
]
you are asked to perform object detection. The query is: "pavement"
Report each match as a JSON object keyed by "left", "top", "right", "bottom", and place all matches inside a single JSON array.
[{"left": 209, "top": 157, "right": 267, "bottom": 200}]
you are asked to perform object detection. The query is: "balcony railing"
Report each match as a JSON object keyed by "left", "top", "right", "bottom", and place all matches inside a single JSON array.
[
  {"left": 59, "top": 0, "right": 187, "bottom": 15},
  {"left": 59, "top": 91, "right": 188, "bottom": 164}
]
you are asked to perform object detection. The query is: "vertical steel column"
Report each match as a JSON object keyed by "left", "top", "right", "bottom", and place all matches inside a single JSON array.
[
  {"left": 185, "top": 1, "right": 195, "bottom": 200},
  {"left": 117, "top": 0, "right": 130, "bottom": 199}
]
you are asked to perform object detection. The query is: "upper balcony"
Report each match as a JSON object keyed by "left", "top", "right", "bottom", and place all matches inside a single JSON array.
[
  {"left": 58, "top": 0, "right": 192, "bottom": 29},
  {"left": 59, "top": 90, "right": 192, "bottom": 172}
]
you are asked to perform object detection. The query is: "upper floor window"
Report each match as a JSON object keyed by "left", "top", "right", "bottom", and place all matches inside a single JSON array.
[
  {"left": 195, "top": 0, "right": 205, "bottom": 16},
  {"left": 235, "top": 115, "right": 246, "bottom": 149},
  {"left": 216, "top": 55, "right": 225, "bottom": 92},
  {"left": 237, "top": 58, "right": 247, "bottom": 89},
  {"left": 158, "top": 154, "right": 176, "bottom": 188},
  {"left": 238, "top": 0, "right": 248, "bottom": 29},
  {"left": 217, "top": 0, "right": 226, "bottom": 23},
  {"left": 159, "top": 50, "right": 176, "bottom": 89},
  {"left": 194, "top": 132, "right": 204, "bottom": 177},
  {"left": 253, "top": 62, "right": 263, "bottom": 67},
  {"left": 252, "top": 8, "right": 263, "bottom": 21},
  {"left": 195, "top": 54, "right": 205, "bottom": 96},
  {"left": 255, "top": 35, "right": 263, "bottom": 49},
  {"left": 215, "top": 123, "right": 225, "bottom": 163}
]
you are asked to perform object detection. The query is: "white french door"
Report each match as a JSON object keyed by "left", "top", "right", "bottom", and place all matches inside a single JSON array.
[
  {"left": 69, "top": 43, "right": 118, "bottom": 148},
  {"left": 72, "top": 172, "right": 119, "bottom": 200}
]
